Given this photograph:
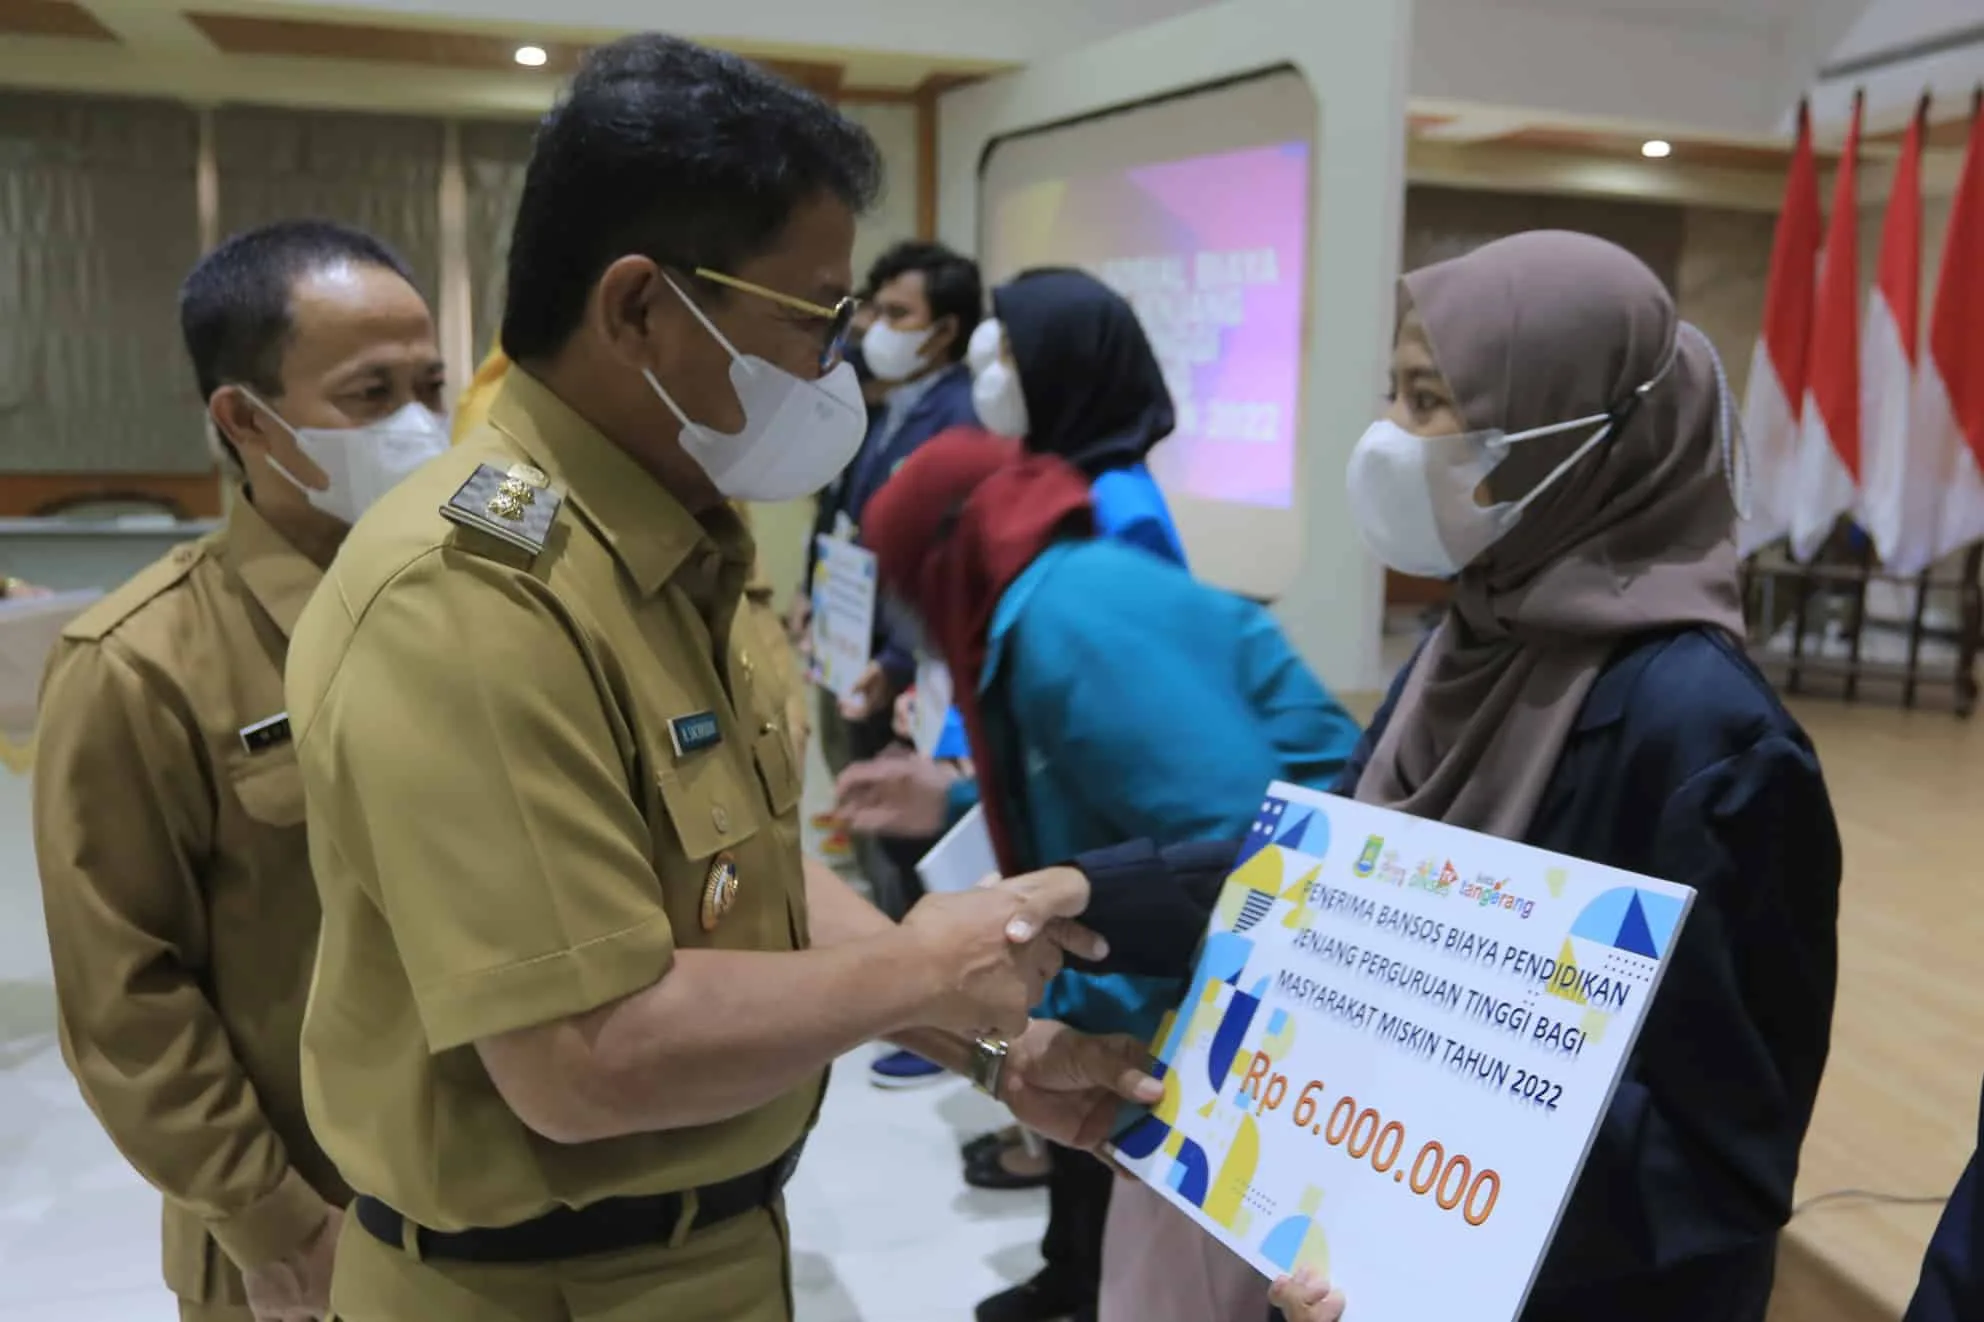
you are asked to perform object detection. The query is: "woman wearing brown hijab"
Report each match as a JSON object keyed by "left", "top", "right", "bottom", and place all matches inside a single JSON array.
[{"left": 1035, "top": 231, "right": 1839, "bottom": 1322}]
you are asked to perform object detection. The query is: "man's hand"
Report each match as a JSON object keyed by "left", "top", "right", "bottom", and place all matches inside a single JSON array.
[
  {"left": 892, "top": 688, "right": 918, "bottom": 742},
  {"left": 1269, "top": 1268, "right": 1348, "bottom": 1322},
  {"left": 837, "top": 660, "right": 900, "bottom": 722},
  {"left": 1000, "top": 1019, "right": 1163, "bottom": 1150},
  {"left": 898, "top": 888, "right": 1103, "bottom": 1037},
  {"left": 834, "top": 748, "right": 958, "bottom": 838},
  {"left": 241, "top": 1204, "right": 342, "bottom": 1321}
]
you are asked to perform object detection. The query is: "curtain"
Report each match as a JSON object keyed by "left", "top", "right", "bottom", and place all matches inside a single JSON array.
[
  {"left": 0, "top": 93, "right": 202, "bottom": 473},
  {"left": 461, "top": 120, "right": 537, "bottom": 359},
  {"left": 214, "top": 106, "right": 443, "bottom": 304}
]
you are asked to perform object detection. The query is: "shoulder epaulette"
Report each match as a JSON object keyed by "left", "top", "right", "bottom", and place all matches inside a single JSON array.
[
  {"left": 62, "top": 538, "right": 207, "bottom": 642},
  {"left": 439, "top": 462, "right": 565, "bottom": 559}
]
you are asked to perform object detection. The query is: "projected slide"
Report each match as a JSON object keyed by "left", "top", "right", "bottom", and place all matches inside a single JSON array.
[{"left": 986, "top": 142, "right": 1310, "bottom": 509}]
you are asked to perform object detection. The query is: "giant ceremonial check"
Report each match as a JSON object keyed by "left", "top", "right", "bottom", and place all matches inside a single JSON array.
[{"left": 1110, "top": 781, "right": 1695, "bottom": 1321}]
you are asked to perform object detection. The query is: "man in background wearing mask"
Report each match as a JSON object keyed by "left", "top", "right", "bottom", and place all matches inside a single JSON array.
[
  {"left": 33, "top": 219, "right": 449, "bottom": 1322},
  {"left": 797, "top": 241, "right": 982, "bottom": 1087},
  {"left": 800, "top": 242, "right": 979, "bottom": 734},
  {"left": 282, "top": 36, "right": 1155, "bottom": 1322}
]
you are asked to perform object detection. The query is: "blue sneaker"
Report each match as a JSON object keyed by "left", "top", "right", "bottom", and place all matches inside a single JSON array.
[{"left": 869, "top": 1048, "right": 947, "bottom": 1089}]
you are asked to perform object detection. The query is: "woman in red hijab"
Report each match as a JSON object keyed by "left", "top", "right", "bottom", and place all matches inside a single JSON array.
[{"left": 859, "top": 431, "right": 1360, "bottom": 1322}]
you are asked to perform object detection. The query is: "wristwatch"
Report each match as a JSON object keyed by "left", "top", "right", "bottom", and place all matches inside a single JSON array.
[{"left": 969, "top": 1035, "right": 1010, "bottom": 1098}]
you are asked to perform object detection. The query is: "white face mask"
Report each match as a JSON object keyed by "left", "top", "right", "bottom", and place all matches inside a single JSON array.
[
  {"left": 967, "top": 318, "right": 1004, "bottom": 377},
  {"left": 241, "top": 392, "right": 450, "bottom": 526},
  {"left": 973, "top": 360, "right": 1029, "bottom": 439},
  {"left": 1346, "top": 340, "right": 1684, "bottom": 578},
  {"left": 861, "top": 321, "right": 935, "bottom": 384},
  {"left": 645, "top": 274, "right": 867, "bottom": 503}
]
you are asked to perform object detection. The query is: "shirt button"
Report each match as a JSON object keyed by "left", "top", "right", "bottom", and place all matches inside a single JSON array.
[{"left": 712, "top": 804, "right": 730, "bottom": 833}]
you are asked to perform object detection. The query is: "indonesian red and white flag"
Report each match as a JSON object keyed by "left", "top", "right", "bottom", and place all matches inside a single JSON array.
[
  {"left": 1858, "top": 97, "right": 1931, "bottom": 573},
  {"left": 1737, "top": 101, "right": 1822, "bottom": 557},
  {"left": 1789, "top": 92, "right": 1864, "bottom": 563},
  {"left": 1931, "top": 92, "right": 1984, "bottom": 561}
]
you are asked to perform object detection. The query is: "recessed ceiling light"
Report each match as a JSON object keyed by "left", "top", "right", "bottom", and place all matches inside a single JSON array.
[
  {"left": 514, "top": 44, "right": 548, "bottom": 68},
  {"left": 1640, "top": 139, "right": 1672, "bottom": 159}
]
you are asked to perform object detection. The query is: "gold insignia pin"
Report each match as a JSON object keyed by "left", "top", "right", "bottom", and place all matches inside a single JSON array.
[
  {"left": 486, "top": 477, "right": 535, "bottom": 523},
  {"left": 701, "top": 852, "right": 741, "bottom": 932}
]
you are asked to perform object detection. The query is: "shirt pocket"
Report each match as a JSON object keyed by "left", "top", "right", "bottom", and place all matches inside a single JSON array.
[
  {"left": 751, "top": 723, "right": 804, "bottom": 818},
  {"left": 227, "top": 743, "right": 308, "bottom": 829},
  {"left": 653, "top": 751, "right": 786, "bottom": 952}
]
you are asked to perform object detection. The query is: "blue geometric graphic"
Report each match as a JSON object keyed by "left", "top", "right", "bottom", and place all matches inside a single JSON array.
[
  {"left": 1614, "top": 893, "right": 1658, "bottom": 958},
  {"left": 1167, "top": 1138, "right": 1211, "bottom": 1204},
  {"left": 1570, "top": 886, "right": 1686, "bottom": 960},
  {"left": 1261, "top": 1213, "right": 1314, "bottom": 1269}
]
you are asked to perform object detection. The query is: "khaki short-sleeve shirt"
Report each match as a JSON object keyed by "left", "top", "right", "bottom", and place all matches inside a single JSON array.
[{"left": 287, "top": 369, "right": 816, "bottom": 1232}]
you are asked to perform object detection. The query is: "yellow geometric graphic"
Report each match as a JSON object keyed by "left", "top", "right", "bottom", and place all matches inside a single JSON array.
[
  {"left": 1181, "top": 980, "right": 1227, "bottom": 1050},
  {"left": 1279, "top": 863, "right": 1322, "bottom": 929},
  {"left": 1197, "top": 1097, "right": 1218, "bottom": 1120},
  {"left": 1204, "top": 1113, "right": 1262, "bottom": 1229},
  {"left": 1217, "top": 846, "right": 1289, "bottom": 930},
  {"left": 1162, "top": 1129, "right": 1185, "bottom": 1159},
  {"left": 1259, "top": 1013, "right": 1298, "bottom": 1062},
  {"left": 1547, "top": 937, "right": 1587, "bottom": 1006},
  {"left": 1579, "top": 1005, "right": 1611, "bottom": 1045},
  {"left": 1544, "top": 867, "right": 1569, "bottom": 898}
]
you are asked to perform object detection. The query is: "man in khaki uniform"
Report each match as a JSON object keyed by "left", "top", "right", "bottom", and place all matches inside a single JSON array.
[
  {"left": 453, "top": 344, "right": 809, "bottom": 761},
  {"left": 286, "top": 35, "right": 1158, "bottom": 1322},
  {"left": 33, "top": 219, "right": 450, "bottom": 1322}
]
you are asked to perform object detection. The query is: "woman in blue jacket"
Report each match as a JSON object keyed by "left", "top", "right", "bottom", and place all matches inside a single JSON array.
[
  {"left": 1016, "top": 231, "right": 1841, "bottom": 1322},
  {"left": 970, "top": 266, "right": 1187, "bottom": 564},
  {"left": 858, "top": 430, "right": 1361, "bottom": 1322},
  {"left": 860, "top": 266, "right": 1193, "bottom": 1093}
]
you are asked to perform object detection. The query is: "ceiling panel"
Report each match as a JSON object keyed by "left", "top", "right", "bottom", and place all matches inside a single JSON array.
[
  {"left": 185, "top": 10, "right": 846, "bottom": 98},
  {"left": 0, "top": 0, "right": 114, "bottom": 40},
  {"left": 1492, "top": 125, "right": 1839, "bottom": 169}
]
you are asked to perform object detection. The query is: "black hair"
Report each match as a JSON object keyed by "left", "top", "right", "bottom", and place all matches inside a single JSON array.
[
  {"left": 864, "top": 240, "right": 983, "bottom": 363},
  {"left": 500, "top": 33, "right": 884, "bottom": 362},
  {"left": 179, "top": 219, "right": 416, "bottom": 404}
]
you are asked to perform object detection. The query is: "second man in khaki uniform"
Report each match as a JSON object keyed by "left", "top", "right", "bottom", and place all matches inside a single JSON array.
[
  {"left": 33, "top": 220, "right": 450, "bottom": 1320},
  {"left": 287, "top": 34, "right": 1159, "bottom": 1322}
]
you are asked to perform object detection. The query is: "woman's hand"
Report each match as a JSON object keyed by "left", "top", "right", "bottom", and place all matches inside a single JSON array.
[
  {"left": 893, "top": 688, "right": 917, "bottom": 742},
  {"left": 833, "top": 748, "right": 958, "bottom": 838},
  {"left": 1268, "top": 1268, "right": 1346, "bottom": 1322}
]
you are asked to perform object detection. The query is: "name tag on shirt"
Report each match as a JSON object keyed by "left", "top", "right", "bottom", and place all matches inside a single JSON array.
[
  {"left": 238, "top": 712, "right": 291, "bottom": 754},
  {"left": 669, "top": 711, "right": 723, "bottom": 758}
]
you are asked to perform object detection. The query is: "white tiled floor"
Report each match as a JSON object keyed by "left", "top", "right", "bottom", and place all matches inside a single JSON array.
[{"left": 0, "top": 763, "right": 1047, "bottom": 1321}]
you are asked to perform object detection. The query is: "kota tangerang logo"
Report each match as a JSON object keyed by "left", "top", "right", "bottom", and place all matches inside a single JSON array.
[{"left": 1352, "top": 834, "right": 1535, "bottom": 918}]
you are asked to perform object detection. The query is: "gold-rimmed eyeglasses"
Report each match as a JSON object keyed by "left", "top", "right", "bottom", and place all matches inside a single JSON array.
[{"left": 693, "top": 267, "right": 859, "bottom": 372}]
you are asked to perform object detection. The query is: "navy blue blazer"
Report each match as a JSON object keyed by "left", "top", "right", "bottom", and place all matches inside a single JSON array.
[
  {"left": 1905, "top": 1081, "right": 1982, "bottom": 1322},
  {"left": 1077, "top": 626, "right": 1841, "bottom": 1322}
]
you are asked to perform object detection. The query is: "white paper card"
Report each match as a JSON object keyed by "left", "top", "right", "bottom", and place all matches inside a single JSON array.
[
  {"left": 808, "top": 536, "right": 877, "bottom": 702},
  {"left": 915, "top": 804, "right": 997, "bottom": 895},
  {"left": 1111, "top": 781, "right": 1695, "bottom": 1322},
  {"left": 911, "top": 657, "right": 954, "bottom": 757}
]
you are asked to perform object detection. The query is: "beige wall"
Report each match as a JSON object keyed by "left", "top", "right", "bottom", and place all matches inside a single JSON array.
[{"left": 1403, "top": 183, "right": 1777, "bottom": 396}]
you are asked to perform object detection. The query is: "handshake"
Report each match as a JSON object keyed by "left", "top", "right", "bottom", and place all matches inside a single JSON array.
[{"left": 896, "top": 865, "right": 1100, "bottom": 1040}]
